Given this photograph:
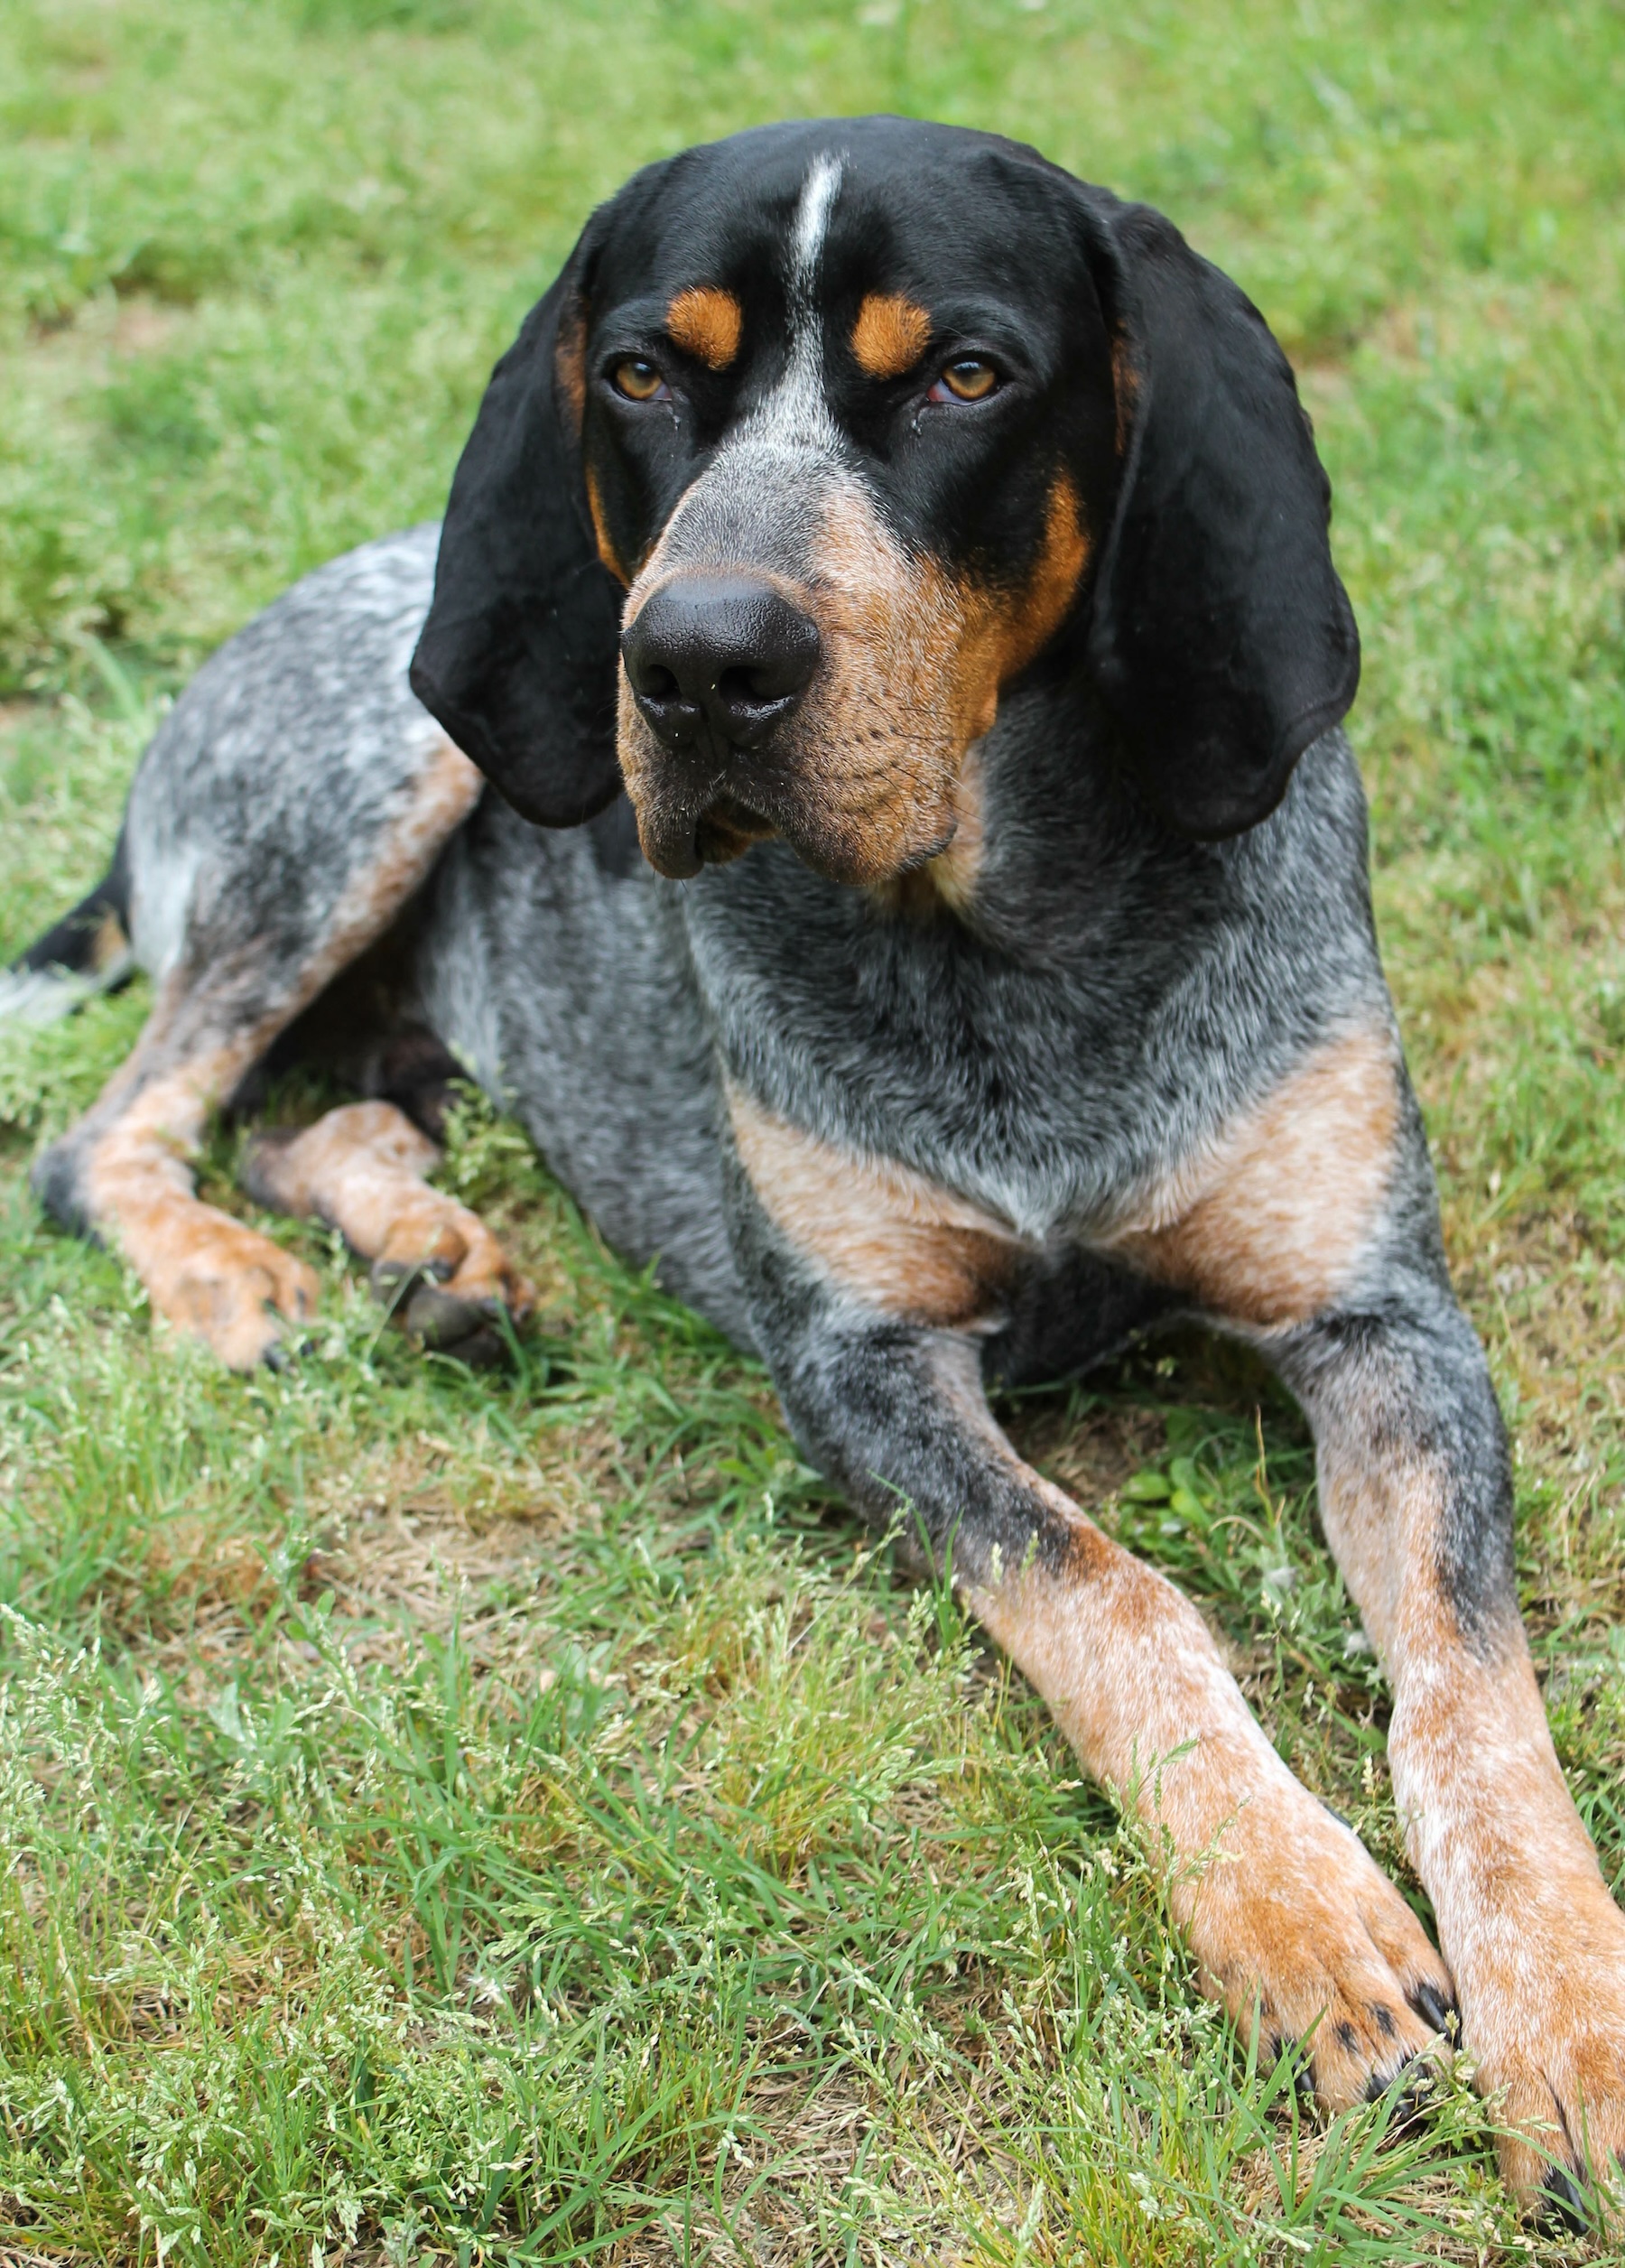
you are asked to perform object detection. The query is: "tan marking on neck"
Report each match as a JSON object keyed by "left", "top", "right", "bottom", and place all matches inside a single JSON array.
[
  {"left": 851, "top": 293, "right": 932, "bottom": 380},
  {"left": 667, "top": 285, "right": 743, "bottom": 371},
  {"left": 728, "top": 1085, "right": 1018, "bottom": 1327},
  {"left": 1104, "top": 1023, "right": 1401, "bottom": 1329}
]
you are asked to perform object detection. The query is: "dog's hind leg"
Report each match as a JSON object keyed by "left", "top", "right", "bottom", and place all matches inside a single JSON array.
[
  {"left": 32, "top": 732, "right": 485, "bottom": 1369},
  {"left": 242, "top": 1101, "right": 535, "bottom": 1364}
]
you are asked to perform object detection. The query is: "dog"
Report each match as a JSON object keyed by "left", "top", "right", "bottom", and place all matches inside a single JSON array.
[{"left": 9, "top": 116, "right": 1623, "bottom": 2215}]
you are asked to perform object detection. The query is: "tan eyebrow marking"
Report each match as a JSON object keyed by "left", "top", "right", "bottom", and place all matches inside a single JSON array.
[
  {"left": 851, "top": 293, "right": 933, "bottom": 380},
  {"left": 666, "top": 285, "right": 743, "bottom": 371}
]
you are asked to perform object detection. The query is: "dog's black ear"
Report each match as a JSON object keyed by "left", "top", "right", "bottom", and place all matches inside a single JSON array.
[
  {"left": 1074, "top": 193, "right": 1360, "bottom": 838},
  {"left": 410, "top": 237, "right": 624, "bottom": 827}
]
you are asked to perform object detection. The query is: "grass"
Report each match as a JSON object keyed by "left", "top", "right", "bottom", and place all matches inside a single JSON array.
[{"left": 1, "top": 0, "right": 1623, "bottom": 2257}]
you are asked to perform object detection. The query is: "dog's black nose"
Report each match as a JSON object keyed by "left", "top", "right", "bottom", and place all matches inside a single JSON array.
[{"left": 621, "top": 574, "right": 820, "bottom": 753}]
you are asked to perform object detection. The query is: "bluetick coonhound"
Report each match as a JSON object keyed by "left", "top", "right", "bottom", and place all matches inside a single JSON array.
[{"left": 11, "top": 117, "right": 1622, "bottom": 2214}]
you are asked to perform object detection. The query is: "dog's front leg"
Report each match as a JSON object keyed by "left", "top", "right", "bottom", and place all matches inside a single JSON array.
[
  {"left": 737, "top": 1186, "right": 1453, "bottom": 2110},
  {"left": 1280, "top": 1293, "right": 1625, "bottom": 2213}
]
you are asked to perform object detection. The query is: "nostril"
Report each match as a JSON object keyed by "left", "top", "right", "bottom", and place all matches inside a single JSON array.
[
  {"left": 621, "top": 573, "right": 821, "bottom": 749},
  {"left": 718, "top": 665, "right": 786, "bottom": 712},
  {"left": 632, "top": 660, "right": 680, "bottom": 702}
]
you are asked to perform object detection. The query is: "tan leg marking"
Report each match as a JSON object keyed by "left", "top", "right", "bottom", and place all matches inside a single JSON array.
[
  {"left": 84, "top": 1022, "right": 321, "bottom": 1371},
  {"left": 246, "top": 1101, "right": 535, "bottom": 1348},
  {"left": 728, "top": 1087, "right": 1018, "bottom": 1328},
  {"left": 72, "top": 741, "right": 483, "bottom": 1370},
  {"left": 254, "top": 736, "right": 483, "bottom": 996},
  {"left": 956, "top": 1397, "right": 1452, "bottom": 2109},
  {"left": 850, "top": 293, "right": 932, "bottom": 380},
  {"left": 666, "top": 285, "right": 743, "bottom": 372},
  {"left": 1320, "top": 1434, "right": 1625, "bottom": 2204},
  {"left": 1398, "top": 1641, "right": 1625, "bottom": 2202},
  {"left": 1104, "top": 1023, "right": 1401, "bottom": 1328}
]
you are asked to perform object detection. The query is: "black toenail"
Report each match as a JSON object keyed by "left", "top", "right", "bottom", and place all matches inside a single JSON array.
[
  {"left": 1537, "top": 2164, "right": 1589, "bottom": 2235},
  {"left": 1366, "top": 2056, "right": 1433, "bottom": 2122},
  {"left": 1274, "top": 2041, "right": 1314, "bottom": 2102},
  {"left": 431, "top": 1324, "right": 506, "bottom": 1370},
  {"left": 1372, "top": 2003, "right": 1396, "bottom": 2039},
  {"left": 1407, "top": 1981, "right": 1457, "bottom": 2037},
  {"left": 1338, "top": 2021, "right": 1359, "bottom": 2054}
]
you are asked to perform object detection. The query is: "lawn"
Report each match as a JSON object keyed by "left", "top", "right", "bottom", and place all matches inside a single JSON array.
[{"left": 1, "top": 0, "right": 1622, "bottom": 2259}]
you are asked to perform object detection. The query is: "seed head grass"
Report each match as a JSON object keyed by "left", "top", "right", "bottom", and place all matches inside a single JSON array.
[{"left": 2, "top": 0, "right": 1622, "bottom": 2258}]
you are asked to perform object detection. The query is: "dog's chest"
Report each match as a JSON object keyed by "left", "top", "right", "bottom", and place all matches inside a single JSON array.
[
  {"left": 679, "top": 834, "right": 1402, "bottom": 1340},
  {"left": 681, "top": 850, "right": 1286, "bottom": 1240}
]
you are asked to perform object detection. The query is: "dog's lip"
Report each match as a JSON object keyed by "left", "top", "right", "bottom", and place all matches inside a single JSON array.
[
  {"left": 637, "top": 785, "right": 778, "bottom": 879},
  {"left": 703, "top": 793, "right": 775, "bottom": 840}
]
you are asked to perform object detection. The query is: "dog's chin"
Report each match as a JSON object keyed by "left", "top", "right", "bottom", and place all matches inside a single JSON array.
[
  {"left": 694, "top": 796, "right": 777, "bottom": 867},
  {"left": 631, "top": 787, "right": 960, "bottom": 891},
  {"left": 630, "top": 795, "right": 770, "bottom": 880}
]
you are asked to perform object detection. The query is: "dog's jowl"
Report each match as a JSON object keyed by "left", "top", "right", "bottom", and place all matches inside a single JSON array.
[{"left": 12, "top": 117, "right": 1625, "bottom": 2214}]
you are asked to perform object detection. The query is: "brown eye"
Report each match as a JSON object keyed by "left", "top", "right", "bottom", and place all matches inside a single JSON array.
[
  {"left": 612, "top": 358, "right": 669, "bottom": 402},
  {"left": 931, "top": 358, "right": 998, "bottom": 403}
]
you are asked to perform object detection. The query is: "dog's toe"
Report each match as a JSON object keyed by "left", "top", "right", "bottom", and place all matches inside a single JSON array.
[
  {"left": 1449, "top": 1869, "right": 1625, "bottom": 2225},
  {"left": 404, "top": 1278, "right": 502, "bottom": 1350},
  {"left": 1176, "top": 1778, "right": 1454, "bottom": 2117}
]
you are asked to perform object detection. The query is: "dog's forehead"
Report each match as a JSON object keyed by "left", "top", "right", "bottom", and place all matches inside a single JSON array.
[{"left": 591, "top": 118, "right": 1083, "bottom": 322}]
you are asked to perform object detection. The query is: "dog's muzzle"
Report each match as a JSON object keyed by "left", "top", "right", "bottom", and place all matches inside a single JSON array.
[{"left": 619, "top": 571, "right": 825, "bottom": 877}]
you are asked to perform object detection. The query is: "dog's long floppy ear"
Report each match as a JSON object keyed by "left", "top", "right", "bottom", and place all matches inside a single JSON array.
[
  {"left": 1074, "top": 192, "right": 1360, "bottom": 838},
  {"left": 410, "top": 232, "right": 623, "bottom": 827}
]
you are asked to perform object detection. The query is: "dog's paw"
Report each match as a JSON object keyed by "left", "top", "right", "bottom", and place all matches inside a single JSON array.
[
  {"left": 149, "top": 1211, "right": 321, "bottom": 1370},
  {"left": 1175, "top": 1779, "right": 1455, "bottom": 2113},
  {"left": 371, "top": 1222, "right": 535, "bottom": 1363},
  {"left": 1453, "top": 1870, "right": 1625, "bottom": 2222}
]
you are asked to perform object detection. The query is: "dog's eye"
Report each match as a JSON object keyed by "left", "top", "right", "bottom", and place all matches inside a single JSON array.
[
  {"left": 930, "top": 358, "right": 999, "bottom": 403},
  {"left": 612, "top": 358, "right": 671, "bottom": 403}
]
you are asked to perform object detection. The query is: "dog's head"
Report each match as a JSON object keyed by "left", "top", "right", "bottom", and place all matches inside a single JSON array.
[{"left": 411, "top": 117, "right": 1359, "bottom": 883}]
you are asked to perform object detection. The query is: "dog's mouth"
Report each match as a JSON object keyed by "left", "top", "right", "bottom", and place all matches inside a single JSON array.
[
  {"left": 636, "top": 776, "right": 961, "bottom": 892},
  {"left": 692, "top": 794, "right": 777, "bottom": 867},
  {"left": 630, "top": 779, "right": 779, "bottom": 880}
]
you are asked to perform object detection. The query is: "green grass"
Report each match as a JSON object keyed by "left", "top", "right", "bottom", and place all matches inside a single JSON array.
[{"left": 1, "top": 0, "right": 1623, "bottom": 2257}]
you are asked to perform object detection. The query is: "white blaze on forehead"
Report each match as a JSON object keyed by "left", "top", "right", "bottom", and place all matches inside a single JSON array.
[
  {"left": 789, "top": 150, "right": 844, "bottom": 300},
  {"left": 738, "top": 151, "right": 845, "bottom": 456}
]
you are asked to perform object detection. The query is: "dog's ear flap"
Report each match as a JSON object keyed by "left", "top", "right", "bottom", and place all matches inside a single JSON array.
[
  {"left": 410, "top": 237, "right": 624, "bottom": 828},
  {"left": 1074, "top": 194, "right": 1360, "bottom": 838}
]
